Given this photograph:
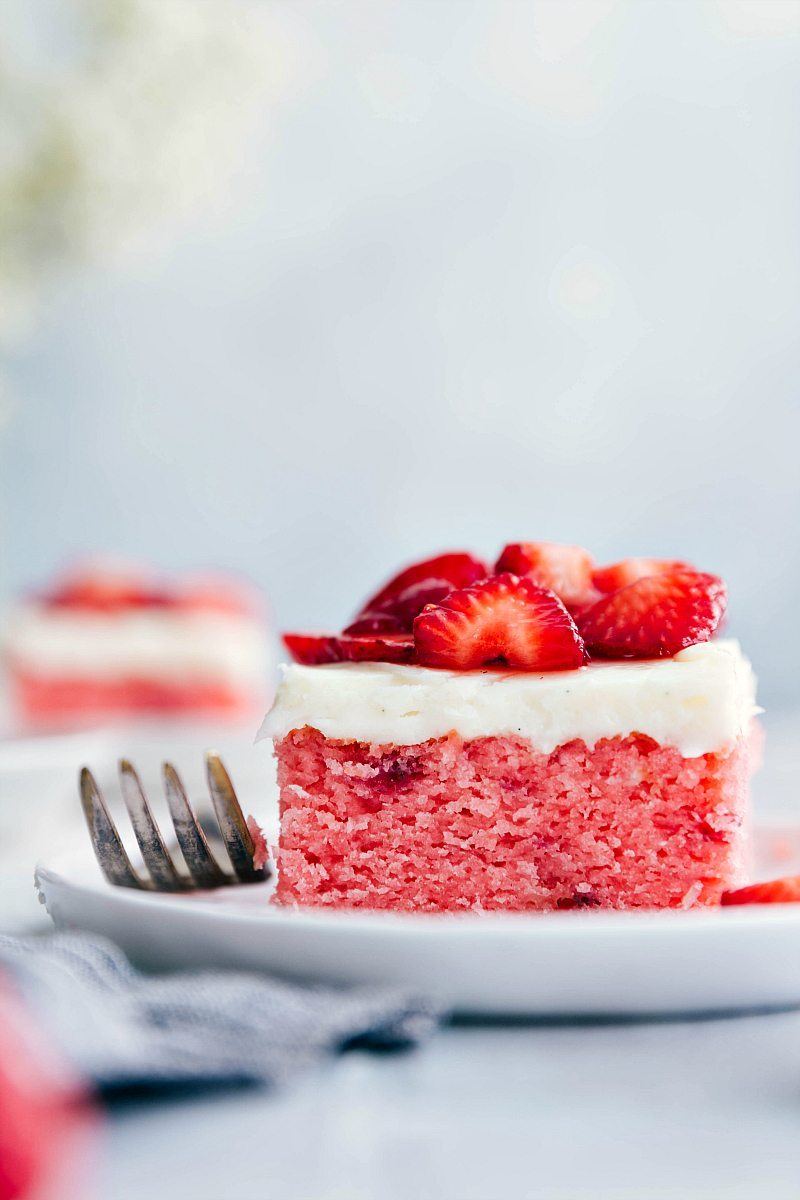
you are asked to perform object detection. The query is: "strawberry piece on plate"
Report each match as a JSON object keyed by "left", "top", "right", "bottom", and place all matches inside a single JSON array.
[
  {"left": 578, "top": 570, "right": 726, "bottom": 659},
  {"left": 413, "top": 573, "right": 586, "bottom": 671},
  {"left": 282, "top": 633, "right": 341, "bottom": 665},
  {"left": 346, "top": 552, "right": 489, "bottom": 634},
  {"left": 721, "top": 876, "right": 800, "bottom": 905},
  {"left": 495, "top": 542, "right": 595, "bottom": 610},
  {"left": 592, "top": 557, "right": 692, "bottom": 594}
]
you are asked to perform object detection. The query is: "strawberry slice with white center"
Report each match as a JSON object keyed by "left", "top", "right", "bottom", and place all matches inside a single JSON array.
[
  {"left": 345, "top": 552, "right": 489, "bottom": 634},
  {"left": 722, "top": 876, "right": 800, "bottom": 905},
  {"left": 413, "top": 573, "right": 586, "bottom": 671},
  {"left": 494, "top": 542, "right": 595, "bottom": 610},
  {"left": 578, "top": 569, "right": 726, "bottom": 659},
  {"left": 591, "top": 557, "right": 692, "bottom": 594}
]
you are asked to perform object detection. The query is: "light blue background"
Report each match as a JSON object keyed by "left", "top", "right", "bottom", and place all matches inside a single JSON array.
[{"left": 3, "top": 0, "right": 799, "bottom": 706}]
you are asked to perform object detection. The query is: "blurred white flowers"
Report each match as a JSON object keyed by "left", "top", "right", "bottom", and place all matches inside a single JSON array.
[{"left": 0, "top": 0, "right": 277, "bottom": 350}]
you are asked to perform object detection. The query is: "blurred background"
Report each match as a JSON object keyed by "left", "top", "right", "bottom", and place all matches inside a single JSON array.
[{"left": 1, "top": 0, "right": 798, "bottom": 708}]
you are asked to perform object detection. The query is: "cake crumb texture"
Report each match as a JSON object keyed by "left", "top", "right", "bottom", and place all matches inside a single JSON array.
[{"left": 274, "top": 728, "right": 751, "bottom": 912}]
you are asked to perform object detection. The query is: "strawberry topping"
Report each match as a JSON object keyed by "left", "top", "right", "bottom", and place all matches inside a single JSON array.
[
  {"left": 44, "top": 568, "right": 257, "bottom": 615},
  {"left": 495, "top": 542, "right": 595, "bottom": 610},
  {"left": 47, "top": 576, "right": 175, "bottom": 611},
  {"left": 346, "top": 552, "right": 489, "bottom": 634},
  {"left": 413, "top": 574, "right": 586, "bottom": 671},
  {"left": 721, "top": 876, "right": 800, "bottom": 905},
  {"left": 578, "top": 570, "right": 727, "bottom": 659},
  {"left": 284, "top": 545, "right": 729, "bottom": 672},
  {"left": 282, "top": 633, "right": 341, "bottom": 665},
  {"left": 591, "top": 557, "right": 692, "bottom": 594},
  {"left": 337, "top": 633, "right": 415, "bottom": 664},
  {"left": 283, "top": 632, "right": 414, "bottom": 666},
  {"left": 343, "top": 612, "right": 408, "bottom": 636}
]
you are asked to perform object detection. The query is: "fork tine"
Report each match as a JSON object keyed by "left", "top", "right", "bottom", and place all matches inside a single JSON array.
[
  {"left": 205, "top": 752, "right": 269, "bottom": 883},
  {"left": 79, "top": 767, "right": 147, "bottom": 890},
  {"left": 162, "top": 762, "right": 229, "bottom": 889},
  {"left": 119, "top": 760, "right": 186, "bottom": 892}
]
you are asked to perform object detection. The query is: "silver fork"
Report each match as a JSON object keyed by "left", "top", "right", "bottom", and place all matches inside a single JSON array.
[{"left": 79, "top": 753, "right": 270, "bottom": 891}]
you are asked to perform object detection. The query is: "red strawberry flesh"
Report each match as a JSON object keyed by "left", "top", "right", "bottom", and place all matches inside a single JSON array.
[
  {"left": 337, "top": 633, "right": 415, "bottom": 664},
  {"left": 344, "top": 612, "right": 406, "bottom": 636},
  {"left": 722, "top": 876, "right": 800, "bottom": 905},
  {"left": 0, "top": 976, "right": 94, "bottom": 1200},
  {"left": 45, "top": 570, "right": 258, "bottom": 615},
  {"left": 495, "top": 542, "right": 595, "bottom": 610},
  {"left": 47, "top": 578, "right": 175, "bottom": 611},
  {"left": 283, "top": 631, "right": 414, "bottom": 666},
  {"left": 591, "top": 557, "right": 692, "bottom": 594},
  {"left": 282, "top": 633, "right": 342, "bottom": 665},
  {"left": 578, "top": 569, "right": 726, "bottom": 659},
  {"left": 413, "top": 573, "right": 586, "bottom": 671},
  {"left": 346, "top": 552, "right": 489, "bottom": 634}
]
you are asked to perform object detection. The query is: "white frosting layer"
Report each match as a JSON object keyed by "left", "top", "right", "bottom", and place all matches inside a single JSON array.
[
  {"left": 5, "top": 606, "right": 272, "bottom": 688},
  {"left": 259, "top": 639, "right": 758, "bottom": 757}
]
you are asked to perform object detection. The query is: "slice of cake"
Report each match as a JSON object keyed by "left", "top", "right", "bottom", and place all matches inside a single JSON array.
[
  {"left": 260, "top": 545, "right": 759, "bottom": 913},
  {"left": 5, "top": 563, "right": 273, "bottom": 729}
]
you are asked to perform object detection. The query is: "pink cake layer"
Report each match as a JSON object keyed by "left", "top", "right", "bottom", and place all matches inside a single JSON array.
[
  {"left": 10, "top": 671, "right": 262, "bottom": 730},
  {"left": 274, "top": 728, "right": 752, "bottom": 912}
]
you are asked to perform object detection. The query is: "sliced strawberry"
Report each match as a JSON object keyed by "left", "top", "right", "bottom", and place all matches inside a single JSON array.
[
  {"left": 47, "top": 576, "right": 174, "bottom": 611},
  {"left": 282, "top": 631, "right": 414, "bottom": 666},
  {"left": 413, "top": 573, "right": 585, "bottom": 671},
  {"left": 578, "top": 569, "right": 726, "bottom": 659},
  {"left": 722, "top": 876, "right": 800, "bottom": 905},
  {"left": 343, "top": 612, "right": 407, "bottom": 636},
  {"left": 567, "top": 596, "right": 604, "bottom": 626},
  {"left": 0, "top": 976, "right": 94, "bottom": 1200},
  {"left": 592, "top": 557, "right": 692, "bottom": 594},
  {"left": 346, "top": 552, "right": 489, "bottom": 634},
  {"left": 337, "top": 633, "right": 415, "bottom": 664},
  {"left": 494, "top": 542, "right": 595, "bottom": 609},
  {"left": 364, "top": 552, "right": 489, "bottom": 611},
  {"left": 282, "top": 633, "right": 341, "bottom": 665}
]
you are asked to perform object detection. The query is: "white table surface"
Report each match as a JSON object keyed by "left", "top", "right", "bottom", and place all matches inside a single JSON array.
[
  {"left": 96, "top": 1011, "right": 800, "bottom": 1200},
  {"left": 3, "top": 713, "right": 800, "bottom": 1200}
]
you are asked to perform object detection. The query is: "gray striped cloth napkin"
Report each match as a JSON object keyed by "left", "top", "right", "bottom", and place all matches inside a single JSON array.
[{"left": 0, "top": 932, "right": 443, "bottom": 1092}]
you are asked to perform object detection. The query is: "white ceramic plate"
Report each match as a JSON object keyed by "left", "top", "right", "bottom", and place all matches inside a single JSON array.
[
  {"left": 36, "top": 820, "right": 800, "bottom": 1017},
  {"left": 14, "top": 718, "right": 800, "bottom": 1016}
]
